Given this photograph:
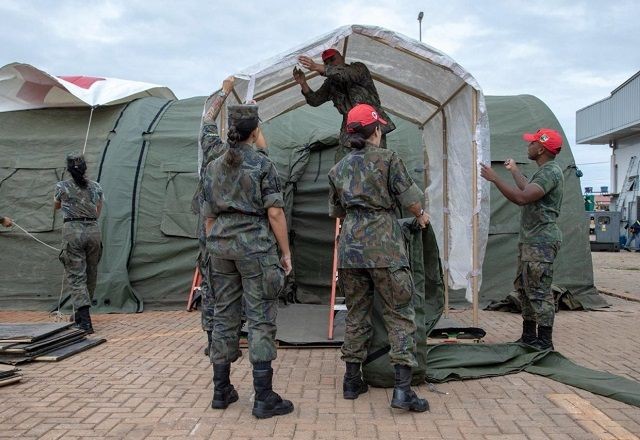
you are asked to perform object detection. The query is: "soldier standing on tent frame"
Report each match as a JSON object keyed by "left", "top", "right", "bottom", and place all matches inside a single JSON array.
[
  {"left": 293, "top": 49, "right": 395, "bottom": 156},
  {"left": 480, "top": 128, "right": 564, "bottom": 350},
  {"left": 193, "top": 76, "right": 235, "bottom": 357}
]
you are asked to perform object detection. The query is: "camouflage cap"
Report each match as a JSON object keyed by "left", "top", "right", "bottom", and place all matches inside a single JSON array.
[{"left": 227, "top": 105, "right": 259, "bottom": 124}]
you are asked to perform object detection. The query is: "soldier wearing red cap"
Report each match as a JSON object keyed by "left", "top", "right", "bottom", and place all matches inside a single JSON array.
[
  {"left": 328, "top": 103, "right": 430, "bottom": 412},
  {"left": 480, "top": 128, "right": 565, "bottom": 350},
  {"left": 293, "top": 49, "right": 395, "bottom": 155}
]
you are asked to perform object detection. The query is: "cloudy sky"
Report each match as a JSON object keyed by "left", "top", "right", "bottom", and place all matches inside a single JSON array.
[{"left": 2, "top": 0, "right": 638, "bottom": 191}]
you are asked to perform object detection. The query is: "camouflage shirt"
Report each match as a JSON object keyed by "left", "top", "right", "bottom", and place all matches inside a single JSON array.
[
  {"left": 54, "top": 179, "right": 104, "bottom": 219},
  {"left": 328, "top": 142, "right": 423, "bottom": 268},
  {"left": 520, "top": 160, "right": 564, "bottom": 244},
  {"left": 203, "top": 143, "right": 285, "bottom": 258},
  {"left": 302, "top": 62, "right": 396, "bottom": 137}
]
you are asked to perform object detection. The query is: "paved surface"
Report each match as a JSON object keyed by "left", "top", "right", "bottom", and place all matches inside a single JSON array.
[{"left": 1, "top": 252, "right": 640, "bottom": 439}]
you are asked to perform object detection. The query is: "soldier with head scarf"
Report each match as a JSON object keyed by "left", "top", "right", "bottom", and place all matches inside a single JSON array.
[
  {"left": 203, "top": 104, "right": 294, "bottom": 419},
  {"left": 54, "top": 153, "right": 104, "bottom": 333}
]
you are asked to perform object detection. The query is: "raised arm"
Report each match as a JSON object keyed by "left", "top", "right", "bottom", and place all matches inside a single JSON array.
[
  {"left": 480, "top": 163, "right": 545, "bottom": 205},
  {"left": 505, "top": 159, "right": 528, "bottom": 190}
]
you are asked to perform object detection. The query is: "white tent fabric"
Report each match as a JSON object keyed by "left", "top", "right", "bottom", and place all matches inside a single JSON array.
[
  {"left": 0, "top": 63, "right": 176, "bottom": 112},
  {"left": 216, "top": 25, "right": 491, "bottom": 306}
]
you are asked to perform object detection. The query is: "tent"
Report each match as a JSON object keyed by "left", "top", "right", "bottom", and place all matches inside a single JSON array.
[{"left": 0, "top": 25, "right": 604, "bottom": 317}]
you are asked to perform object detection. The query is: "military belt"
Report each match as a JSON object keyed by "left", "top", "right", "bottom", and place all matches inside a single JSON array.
[{"left": 64, "top": 217, "right": 97, "bottom": 223}]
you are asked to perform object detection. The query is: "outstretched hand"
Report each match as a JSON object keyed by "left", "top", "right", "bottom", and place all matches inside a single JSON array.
[
  {"left": 292, "top": 66, "right": 306, "bottom": 85},
  {"left": 298, "top": 55, "right": 324, "bottom": 74},
  {"left": 222, "top": 76, "right": 235, "bottom": 95},
  {"left": 504, "top": 158, "right": 517, "bottom": 171},
  {"left": 480, "top": 163, "right": 498, "bottom": 182}
]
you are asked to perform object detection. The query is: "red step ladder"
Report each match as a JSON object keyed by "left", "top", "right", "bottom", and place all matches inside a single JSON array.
[
  {"left": 186, "top": 267, "right": 202, "bottom": 311},
  {"left": 328, "top": 218, "right": 345, "bottom": 339}
]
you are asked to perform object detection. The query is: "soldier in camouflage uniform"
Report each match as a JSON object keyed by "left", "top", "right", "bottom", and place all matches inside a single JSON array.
[
  {"left": 193, "top": 76, "right": 235, "bottom": 356},
  {"left": 293, "top": 49, "right": 395, "bottom": 156},
  {"left": 54, "top": 153, "right": 104, "bottom": 334},
  {"left": 202, "top": 104, "right": 294, "bottom": 419},
  {"left": 328, "top": 104, "right": 430, "bottom": 412},
  {"left": 481, "top": 128, "right": 564, "bottom": 350}
]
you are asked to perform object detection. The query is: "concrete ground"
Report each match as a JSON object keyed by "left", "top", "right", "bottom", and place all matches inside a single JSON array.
[{"left": 1, "top": 252, "right": 639, "bottom": 439}]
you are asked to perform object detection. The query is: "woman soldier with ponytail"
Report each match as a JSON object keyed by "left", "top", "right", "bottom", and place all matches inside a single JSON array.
[
  {"left": 328, "top": 104, "right": 431, "bottom": 412},
  {"left": 202, "top": 104, "right": 294, "bottom": 419},
  {"left": 54, "top": 153, "right": 104, "bottom": 333}
]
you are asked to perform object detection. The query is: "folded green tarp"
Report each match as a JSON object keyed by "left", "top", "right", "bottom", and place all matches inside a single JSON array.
[{"left": 426, "top": 343, "right": 640, "bottom": 408}]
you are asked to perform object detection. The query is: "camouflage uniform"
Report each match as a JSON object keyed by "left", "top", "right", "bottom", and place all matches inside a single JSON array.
[
  {"left": 54, "top": 179, "right": 104, "bottom": 309},
  {"left": 515, "top": 161, "right": 564, "bottom": 327},
  {"left": 203, "top": 131, "right": 285, "bottom": 365},
  {"left": 302, "top": 62, "right": 395, "bottom": 153},
  {"left": 195, "top": 114, "right": 228, "bottom": 332},
  {"left": 328, "top": 142, "right": 423, "bottom": 367}
]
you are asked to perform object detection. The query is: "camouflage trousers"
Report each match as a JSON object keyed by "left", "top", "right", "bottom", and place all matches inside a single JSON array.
[
  {"left": 339, "top": 267, "right": 418, "bottom": 367},
  {"left": 208, "top": 254, "right": 285, "bottom": 365},
  {"left": 514, "top": 242, "right": 560, "bottom": 327},
  {"left": 197, "top": 221, "right": 215, "bottom": 332},
  {"left": 59, "top": 221, "right": 102, "bottom": 309}
]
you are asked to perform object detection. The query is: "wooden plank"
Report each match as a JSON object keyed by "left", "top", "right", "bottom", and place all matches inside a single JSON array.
[
  {"left": 0, "top": 374, "right": 22, "bottom": 387},
  {"left": 2, "top": 328, "right": 85, "bottom": 353},
  {"left": 35, "top": 337, "right": 106, "bottom": 362},
  {"left": 0, "top": 323, "right": 73, "bottom": 343}
]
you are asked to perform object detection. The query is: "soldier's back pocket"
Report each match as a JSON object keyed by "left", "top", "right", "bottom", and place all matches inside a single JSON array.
[{"left": 259, "top": 254, "right": 285, "bottom": 300}]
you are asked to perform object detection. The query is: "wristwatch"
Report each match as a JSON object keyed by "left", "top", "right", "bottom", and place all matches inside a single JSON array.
[{"left": 416, "top": 208, "right": 424, "bottom": 217}]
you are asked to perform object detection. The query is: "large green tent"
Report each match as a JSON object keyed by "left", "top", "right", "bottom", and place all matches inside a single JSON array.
[
  {"left": 0, "top": 24, "right": 605, "bottom": 318},
  {"left": 0, "top": 94, "right": 604, "bottom": 313}
]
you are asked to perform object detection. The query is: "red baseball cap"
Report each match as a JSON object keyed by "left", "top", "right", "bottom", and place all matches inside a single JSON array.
[
  {"left": 321, "top": 48, "right": 339, "bottom": 61},
  {"left": 523, "top": 128, "right": 563, "bottom": 155},
  {"left": 346, "top": 104, "right": 387, "bottom": 133}
]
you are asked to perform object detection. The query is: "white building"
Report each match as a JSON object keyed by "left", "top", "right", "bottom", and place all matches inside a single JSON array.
[{"left": 576, "top": 71, "right": 640, "bottom": 224}]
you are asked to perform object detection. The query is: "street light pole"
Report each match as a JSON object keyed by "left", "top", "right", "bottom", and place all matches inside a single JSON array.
[{"left": 418, "top": 11, "right": 424, "bottom": 42}]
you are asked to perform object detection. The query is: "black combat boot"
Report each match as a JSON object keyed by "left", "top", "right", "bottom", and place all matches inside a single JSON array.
[
  {"left": 252, "top": 362, "right": 294, "bottom": 419},
  {"left": 343, "top": 362, "right": 368, "bottom": 400},
  {"left": 204, "top": 331, "right": 212, "bottom": 356},
  {"left": 533, "top": 326, "right": 554, "bottom": 351},
  {"left": 390, "top": 365, "right": 429, "bottom": 412},
  {"left": 74, "top": 306, "right": 94, "bottom": 334},
  {"left": 515, "top": 320, "right": 537, "bottom": 345},
  {"left": 211, "top": 363, "right": 239, "bottom": 409}
]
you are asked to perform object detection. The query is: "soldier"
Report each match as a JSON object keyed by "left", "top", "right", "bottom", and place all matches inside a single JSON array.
[
  {"left": 293, "top": 49, "right": 395, "bottom": 154},
  {"left": 194, "top": 76, "right": 235, "bottom": 356},
  {"left": 203, "top": 104, "right": 294, "bottom": 419},
  {"left": 328, "top": 103, "right": 430, "bottom": 412},
  {"left": 0, "top": 216, "right": 12, "bottom": 227},
  {"left": 480, "top": 128, "right": 564, "bottom": 350},
  {"left": 54, "top": 153, "right": 104, "bottom": 334}
]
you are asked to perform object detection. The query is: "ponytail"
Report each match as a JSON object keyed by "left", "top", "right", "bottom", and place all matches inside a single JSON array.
[
  {"left": 223, "top": 118, "right": 259, "bottom": 168},
  {"left": 66, "top": 156, "right": 88, "bottom": 188},
  {"left": 346, "top": 122, "right": 379, "bottom": 150},
  {"left": 224, "top": 125, "right": 243, "bottom": 167}
]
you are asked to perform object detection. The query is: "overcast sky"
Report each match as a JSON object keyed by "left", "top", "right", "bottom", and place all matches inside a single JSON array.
[{"left": 2, "top": 0, "right": 638, "bottom": 191}]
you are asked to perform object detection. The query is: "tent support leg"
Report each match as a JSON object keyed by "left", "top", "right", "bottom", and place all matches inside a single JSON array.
[
  {"left": 442, "top": 109, "right": 450, "bottom": 318},
  {"left": 471, "top": 89, "right": 479, "bottom": 327}
]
